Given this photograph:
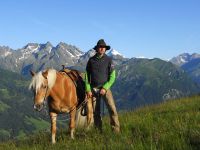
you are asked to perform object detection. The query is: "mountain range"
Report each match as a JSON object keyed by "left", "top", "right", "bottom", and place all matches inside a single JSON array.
[
  {"left": 1, "top": 42, "right": 200, "bottom": 103},
  {"left": 0, "top": 42, "right": 83, "bottom": 75},
  {"left": 0, "top": 42, "right": 126, "bottom": 75},
  {"left": 1, "top": 42, "right": 200, "bottom": 102}
]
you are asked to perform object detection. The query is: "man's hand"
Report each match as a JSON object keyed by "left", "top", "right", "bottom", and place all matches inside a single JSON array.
[
  {"left": 86, "top": 91, "right": 93, "bottom": 98},
  {"left": 100, "top": 88, "right": 106, "bottom": 95}
]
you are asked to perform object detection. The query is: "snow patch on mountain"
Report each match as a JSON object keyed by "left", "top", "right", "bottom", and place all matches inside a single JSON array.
[
  {"left": 107, "top": 49, "right": 124, "bottom": 57},
  {"left": 0, "top": 46, "right": 13, "bottom": 58},
  {"left": 66, "top": 49, "right": 75, "bottom": 57},
  {"left": 24, "top": 44, "right": 39, "bottom": 53},
  {"left": 48, "top": 47, "right": 52, "bottom": 53},
  {"left": 74, "top": 50, "right": 83, "bottom": 57},
  {"left": 27, "top": 45, "right": 39, "bottom": 52},
  {"left": 3, "top": 51, "right": 12, "bottom": 57},
  {"left": 137, "top": 56, "right": 147, "bottom": 59}
]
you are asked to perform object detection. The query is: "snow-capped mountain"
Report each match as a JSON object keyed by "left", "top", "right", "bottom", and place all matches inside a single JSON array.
[
  {"left": 106, "top": 49, "right": 128, "bottom": 65},
  {"left": 0, "top": 42, "right": 128, "bottom": 75},
  {"left": 170, "top": 52, "right": 200, "bottom": 85},
  {"left": 0, "top": 42, "right": 84, "bottom": 75},
  {"left": 170, "top": 53, "right": 200, "bottom": 66},
  {"left": 107, "top": 49, "right": 124, "bottom": 58},
  {"left": 55, "top": 42, "right": 83, "bottom": 58}
]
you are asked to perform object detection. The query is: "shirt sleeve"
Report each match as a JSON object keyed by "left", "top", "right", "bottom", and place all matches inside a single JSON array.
[
  {"left": 85, "top": 71, "right": 91, "bottom": 92},
  {"left": 102, "top": 70, "right": 116, "bottom": 90}
]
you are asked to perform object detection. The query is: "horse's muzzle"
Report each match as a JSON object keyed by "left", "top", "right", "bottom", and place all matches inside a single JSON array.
[{"left": 34, "top": 104, "right": 43, "bottom": 111}]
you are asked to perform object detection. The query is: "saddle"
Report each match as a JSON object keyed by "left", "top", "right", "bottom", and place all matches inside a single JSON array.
[{"left": 59, "top": 67, "right": 86, "bottom": 109}]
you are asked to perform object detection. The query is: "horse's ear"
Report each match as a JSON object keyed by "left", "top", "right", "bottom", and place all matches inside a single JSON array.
[
  {"left": 42, "top": 70, "right": 48, "bottom": 79},
  {"left": 30, "top": 70, "right": 36, "bottom": 76}
]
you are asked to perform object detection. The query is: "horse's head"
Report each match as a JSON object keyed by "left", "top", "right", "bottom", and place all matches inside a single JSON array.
[{"left": 29, "top": 69, "right": 56, "bottom": 111}]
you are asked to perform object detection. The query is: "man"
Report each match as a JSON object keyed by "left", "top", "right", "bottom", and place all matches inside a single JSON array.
[{"left": 85, "top": 39, "right": 120, "bottom": 133}]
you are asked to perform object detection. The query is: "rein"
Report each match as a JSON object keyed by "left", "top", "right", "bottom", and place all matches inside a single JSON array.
[{"left": 38, "top": 80, "right": 49, "bottom": 112}]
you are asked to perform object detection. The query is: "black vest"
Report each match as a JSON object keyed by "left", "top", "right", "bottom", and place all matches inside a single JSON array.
[{"left": 86, "top": 54, "right": 113, "bottom": 87}]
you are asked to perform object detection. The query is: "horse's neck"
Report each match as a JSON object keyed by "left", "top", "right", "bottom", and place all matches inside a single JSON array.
[
  {"left": 49, "top": 72, "right": 73, "bottom": 99},
  {"left": 48, "top": 72, "right": 77, "bottom": 112}
]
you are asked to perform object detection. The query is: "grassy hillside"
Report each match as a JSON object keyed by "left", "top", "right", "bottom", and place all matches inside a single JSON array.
[{"left": 0, "top": 95, "right": 199, "bottom": 150}]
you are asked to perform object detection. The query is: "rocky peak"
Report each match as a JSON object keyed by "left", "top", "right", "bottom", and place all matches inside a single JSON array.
[
  {"left": 0, "top": 46, "right": 12, "bottom": 58},
  {"left": 107, "top": 49, "right": 123, "bottom": 57},
  {"left": 170, "top": 53, "right": 200, "bottom": 66}
]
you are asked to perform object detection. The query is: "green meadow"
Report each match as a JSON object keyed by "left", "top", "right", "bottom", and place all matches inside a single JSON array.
[{"left": 0, "top": 95, "right": 200, "bottom": 150}]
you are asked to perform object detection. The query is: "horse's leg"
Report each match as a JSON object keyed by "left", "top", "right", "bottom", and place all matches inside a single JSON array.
[
  {"left": 69, "top": 108, "right": 76, "bottom": 139},
  {"left": 50, "top": 112, "right": 57, "bottom": 144},
  {"left": 87, "top": 97, "right": 93, "bottom": 128}
]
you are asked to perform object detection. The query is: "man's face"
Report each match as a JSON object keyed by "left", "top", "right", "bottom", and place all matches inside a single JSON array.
[{"left": 97, "top": 46, "right": 106, "bottom": 55}]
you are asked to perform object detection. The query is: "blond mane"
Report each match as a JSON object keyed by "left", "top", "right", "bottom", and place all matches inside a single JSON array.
[{"left": 29, "top": 69, "right": 57, "bottom": 93}]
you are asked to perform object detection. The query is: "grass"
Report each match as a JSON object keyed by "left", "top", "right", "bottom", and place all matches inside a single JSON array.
[
  {"left": 0, "top": 89, "right": 11, "bottom": 99},
  {"left": 0, "top": 95, "right": 200, "bottom": 150},
  {"left": 24, "top": 116, "right": 50, "bottom": 131},
  {"left": 0, "top": 101, "right": 10, "bottom": 112}
]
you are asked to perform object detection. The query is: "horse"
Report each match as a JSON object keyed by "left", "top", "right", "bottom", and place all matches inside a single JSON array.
[{"left": 29, "top": 68, "right": 93, "bottom": 144}]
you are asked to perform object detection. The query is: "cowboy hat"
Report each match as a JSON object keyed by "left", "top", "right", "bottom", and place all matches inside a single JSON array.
[{"left": 93, "top": 39, "right": 111, "bottom": 51}]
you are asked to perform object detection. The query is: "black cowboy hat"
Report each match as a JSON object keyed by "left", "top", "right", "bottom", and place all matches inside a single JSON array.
[{"left": 93, "top": 39, "right": 111, "bottom": 51}]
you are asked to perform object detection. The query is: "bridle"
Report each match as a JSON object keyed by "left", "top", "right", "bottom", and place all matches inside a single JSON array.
[{"left": 34, "top": 79, "right": 49, "bottom": 112}]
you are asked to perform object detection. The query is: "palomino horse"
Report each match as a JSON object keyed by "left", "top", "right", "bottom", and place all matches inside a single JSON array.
[{"left": 29, "top": 69, "right": 93, "bottom": 144}]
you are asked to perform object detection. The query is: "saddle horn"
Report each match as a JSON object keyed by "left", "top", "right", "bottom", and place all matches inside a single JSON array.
[{"left": 30, "top": 70, "right": 36, "bottom": 76}]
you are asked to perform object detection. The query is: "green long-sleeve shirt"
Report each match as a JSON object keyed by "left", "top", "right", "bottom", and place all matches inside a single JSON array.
[{"left": 85, "top": 70, "right": 116, "bottom": 92}]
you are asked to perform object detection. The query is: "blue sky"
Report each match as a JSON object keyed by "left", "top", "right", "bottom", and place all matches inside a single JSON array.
[{"left": 0, "top": 0, "right": 200, "bottom": 60}]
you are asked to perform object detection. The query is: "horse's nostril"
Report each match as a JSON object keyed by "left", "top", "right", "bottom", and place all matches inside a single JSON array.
[{"left": 34, "top": 104, "right": 43, "bottom": 111}]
